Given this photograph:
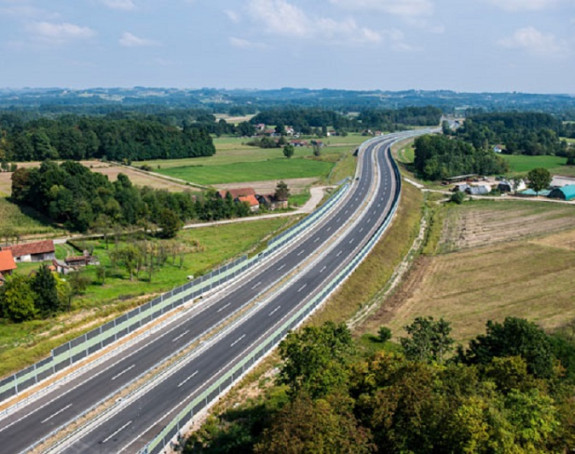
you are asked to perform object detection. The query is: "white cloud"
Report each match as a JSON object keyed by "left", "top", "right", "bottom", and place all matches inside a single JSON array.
[
  {"left": 245, "top": 0, "right": 395, "bottom": 46},
  {"left": 329, "top": 0, "right": 433, "bottom": 17},
  {"left": 101, "top": 0, "right": 136, "bottom": 11},
  {"left": 119, "top": 32, "right": 159, "bottom": 47},
  {"left": 229, "top": 37, "right": 268, "bottom": 49},
  {"left": 487, "top": 0, "right": 561, "bottom": 12},
  {"left": 499, "top": 27, "right": 568, "bottom": 56},
  {"left": 247, "top": 0, "right": 309, "bottom": 38},
  {"left": 224, "top": 9, "right": 240, "bottom": 23},
  {"left": 0, "top": 5, "right": 59, "bottom": 19},
  {"left": 27, "top": 21, "right": 95, "bottom": 44}
]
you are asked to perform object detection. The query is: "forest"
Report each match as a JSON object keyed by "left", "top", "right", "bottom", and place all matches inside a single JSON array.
[
  {"left": 454, "top": 112, "right": 574, "bottom": 156},
  {"left": 184, "top": 318, "right": 575, "bottom": 454},
  {"left": 413, "top": 134, "right": 508, "bottom": 180},
  {"left": 0, "top": 113, "right": 215, "bottom": 162},
  {"left": 11, "top": 161, "right": 251, "bottom": 233}
]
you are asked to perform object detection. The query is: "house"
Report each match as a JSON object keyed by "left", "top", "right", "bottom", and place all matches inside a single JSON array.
[
  {"left": 64, "top": 251, "right": 99, "bottom": 269},
  {"left": 238, "top": 195, "right": 260, "bottom": 212},
  {"left": 0, "top": 250, "right": 17, "bottom": 283},
  {"left": 52, "top": 259, "right": 73, "bottom": 275},
  {"left": 548, "top": 185, "right": 575, "bottom": 201},
  {"left": 217, "top": 188, "right": 256, "bottom": 200},
  {"left": 256, "top": 194, "right": 288, "bottom": 211},
  {"left": 1, "top": 240, "right": 55, "bottom": 263}
]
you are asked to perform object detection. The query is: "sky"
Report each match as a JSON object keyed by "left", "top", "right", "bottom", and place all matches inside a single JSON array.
[{"left": 0, "top": 0, "right": 574, "bottom": 93}]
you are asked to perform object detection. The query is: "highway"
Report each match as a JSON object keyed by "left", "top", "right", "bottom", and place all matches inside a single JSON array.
[{"left": 0, "top": 131, "right": 426, "bottom": 453}]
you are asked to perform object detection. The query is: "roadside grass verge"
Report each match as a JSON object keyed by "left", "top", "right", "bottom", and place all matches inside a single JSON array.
[
  {"left": 0, "top": 217, "right": 292, "bottom": 377},
  {"left": 309, "top": 181, "right": 424, "bottom": 329},
  {"left": 154, "top": 158, "right": 334, "bottom": 185}
]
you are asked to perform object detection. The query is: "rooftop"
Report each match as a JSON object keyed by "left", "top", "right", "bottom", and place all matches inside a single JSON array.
[
  {"left": 2, "top": 240, "right": 55, "bottom": 257},
  {"left": 0, "top": 250, "right": 17, "bottom": 273}
]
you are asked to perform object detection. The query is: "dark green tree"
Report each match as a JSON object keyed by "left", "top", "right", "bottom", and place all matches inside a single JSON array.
[
  {"left": 400, "top": 316, "right": 454, "bottom": 363},
  {"left": 278, "top": 322, "right": 354, "bottom": 399},
  {"left": 158, "top": 208, "right": 182, "bottom": 239},
  {"left": 378, "top": 326, "right": 392, "bottom": 343},
  {"left": 0, "top": 274, "right": 37, "bottom": 322},
  {"left": 274, "top": 181, "right": 290, "bottom": 202},
  {"left": 32, "top": 264, "right": 61, "bottom": 317},
  {"left": 282, "top": 144, "right": 294, "bottom": 159},
  {"left": 527, "top": 167, "right": 552, "bottom": 194},
  {"left": 458, "top": 317, "right": 555, "bottom": 378}
]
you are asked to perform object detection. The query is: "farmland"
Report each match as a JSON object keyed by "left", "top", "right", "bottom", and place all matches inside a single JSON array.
[
  {"left": 503, "top": 154, "right": 574, "bottom": 176},
  {"left": 135, "top": 135, "right": 365, "bottom": 186},
  {"left": 370, "top": 199, "right": 575, "bottom": 343}
]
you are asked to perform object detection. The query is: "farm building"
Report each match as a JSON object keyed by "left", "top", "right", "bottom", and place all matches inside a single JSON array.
[
  {"left": 1, "top": 240, "right": 55, "bottom": 263},
  {"left": 256, "top": 194, "right": 288, "bottom": 211},
  {"left": 238, "top": 195, "right": 260, "bottom": 212},
  {"left": 217, "top": 188, "right": 256, "bottom": 200},
  {"left": 0, "top": 250, "right": 17, "bottom": 283},
  {"left": 466, "top": 184, "right": 491, "bottom": 196},
  {"left": 518, "top": 189, "right": 551, "bottom": 197},
  {"left": 548, "top": 185, "right": 575, "bottom": 201}
]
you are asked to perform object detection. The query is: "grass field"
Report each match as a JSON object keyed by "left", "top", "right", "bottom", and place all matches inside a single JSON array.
[
  {"left": 376, "top": 199, "right": 575, "bottom": 344},
  {"left": 0, "top": 196, "right": 65, "bottom": 237},
  {"left": 155, "top": 158, "right": 334, "bottom": 185},
  {"left": 0, "top": 216, "right": 292, "bottom": 376},
  {"left": 503, "top": 154, "right": 570, "bottom": 174},
  {"left": 135, "top": 135, "right": 366, "bottom": 185}
]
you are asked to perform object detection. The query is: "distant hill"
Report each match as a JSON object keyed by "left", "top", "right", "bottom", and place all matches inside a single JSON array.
[{"left": 1, "top": 87, "right": 575, "bottom": 116}]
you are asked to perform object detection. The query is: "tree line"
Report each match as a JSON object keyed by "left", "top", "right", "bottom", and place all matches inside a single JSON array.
[
  {"left": 184, "top": 317, "right": 575, "bottom": 453},
  {"left": 413, "top": 134, "right": 509, "bottom": 180},
  {"left": 454, "top": 112, "right": 573, "bottom": 156},
  {"left": 0, "top": 113, "right": 215, "bottom": 162},
  {"left": 11, "top": 161, "right": 251, "bottom": 233},
  {"left": 248, "top": 106, "right": 443, "bottom": 135}
]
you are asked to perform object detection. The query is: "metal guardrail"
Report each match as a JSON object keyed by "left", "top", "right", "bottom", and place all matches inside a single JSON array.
[
  {"left": 139, "top": 138, "right": 405, "bottom": 454},
  {"left": 0, "top": 182, "right": 351, "bottom": 406}
]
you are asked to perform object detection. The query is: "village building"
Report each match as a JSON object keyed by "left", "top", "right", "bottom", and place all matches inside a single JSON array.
[
  {"left": 0, "top": 250, "right": 17, "bottom": 284},
  {"left": 1, "top": 240, "right": 55, "bottom": 263},
  {"left": 238, "top": 195, "right": 260, "bottom": 212}
]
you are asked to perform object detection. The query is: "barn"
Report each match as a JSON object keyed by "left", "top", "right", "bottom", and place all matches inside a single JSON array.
[{"left": 548, "top": 185, "right": 575, "bottom": 201}]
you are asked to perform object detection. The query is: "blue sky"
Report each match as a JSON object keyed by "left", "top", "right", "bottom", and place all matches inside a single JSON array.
[{"left": 0, "top": 0, "right": 573, "bottom": 93}]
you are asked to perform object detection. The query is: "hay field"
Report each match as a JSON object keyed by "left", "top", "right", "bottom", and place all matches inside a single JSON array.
[{"left": 373, "top": 199, "right": 575, "bottom": 343}]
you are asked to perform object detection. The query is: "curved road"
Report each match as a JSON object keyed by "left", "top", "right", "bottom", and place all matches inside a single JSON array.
[{"left": 0, "top": 131, "right": 429, "bottom": 453}]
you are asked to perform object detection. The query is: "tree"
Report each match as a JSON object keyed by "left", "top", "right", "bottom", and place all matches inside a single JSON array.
[
  {"left": 158, "top": 208, "right": 181, "bottom": 239},
  {"left": 0, "top": 274, "right": 37, "bottom": 322},
  {"left": 312, "top": 142, "right": 322, "bottom": 157},
  {"left": 274, "top": 181, "right": 290, "bottom": 202},
  {"left": 566, "top": 150, "right": 575, "bottom": 166},
  {"left": 450, "top": 190, "right": 466, "bottom": 204},
  {"left": 458, "top": 317, "right": 555, "bottom": 378},
  {"left": 278, "top": 322, "right": 353, "bottom": 399},
  {"left": 110, "top": 244, "right": 141, "bottom": 281},
  {"left": 67, "top": 271, "right": 90, "bottom": 309},
  {"left": 32, "top": 264, "right": 61, "bottom": 317},
  {"left": 255, "top": 394, "right": 373, "bottom": 454},
  {"left": 282, "top": 144, "right": 294, "bottom": 159},
  {"left": 400, "top": 316, "right": 454, "bottom": 363},
  {"left": 527, "top": 167, "right": 552, "bottom": 195},
  {"left": 378, "top": 326, "right": 392, "bottom": 343}
]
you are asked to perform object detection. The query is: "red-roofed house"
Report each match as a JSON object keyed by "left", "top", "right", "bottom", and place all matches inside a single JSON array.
[
  {"left": 238, "top": 195, "right": 260, "bottom": 212},
  {"left": 2, "top": 240, "right": 56, "bottom": 263},
  {"left": 217, "top": 188, "right": 256, "bottom": 200},
  {"left": 0, "top": 250, "right": 17, "bottom": 283}
]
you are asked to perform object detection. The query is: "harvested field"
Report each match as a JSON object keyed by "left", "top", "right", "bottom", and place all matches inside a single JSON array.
[
  {"left": 440, "top": 200, "right": 575, "bottom": 252},
  {"left": 370, "top": 199, "right": 575, "bottom": 344},
  {"left": 0, "top": 161, "right": 193, "bottom": 196},
  {"left": 383, "top": 238, "right": 575, "bottom": 343}
]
